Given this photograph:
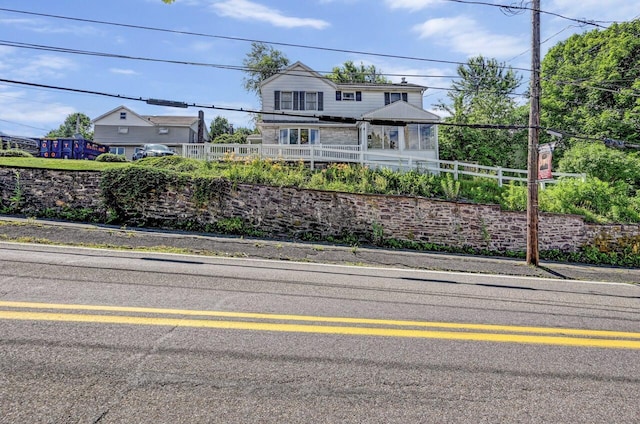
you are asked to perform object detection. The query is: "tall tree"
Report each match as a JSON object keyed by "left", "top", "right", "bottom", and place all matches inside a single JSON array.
[
  {"left": 46, "top": 113, "right": 93, "bottom": 140},
  {"left": 326, "top": 61, "right": 390, "bottom": 83},
  {"left": 209, "top": 116, "right": 231, "bottom": 140},
  {"left": 541, "top": 20, "right": 640, "bottom": 147},
  {"left": 242, "top": 42, "right": 290, "bottom": 99},
  {"left": 436, "top": 56, "right": 527, "bottom": 167}
]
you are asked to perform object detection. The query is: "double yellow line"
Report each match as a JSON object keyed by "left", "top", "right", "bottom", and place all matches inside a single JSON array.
[{"left": 1, "top": 301, "right": 639, "bottom": 349}]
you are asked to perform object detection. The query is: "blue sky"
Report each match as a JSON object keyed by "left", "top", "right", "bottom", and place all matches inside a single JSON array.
[{"left": 1, "top": 0, "right": 638, "bottom": 137}]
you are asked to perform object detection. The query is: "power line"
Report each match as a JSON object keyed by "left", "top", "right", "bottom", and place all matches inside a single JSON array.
[
  {"left": 0, "top": 39, "right": 463, "bottom": 81},
  {"left": 0, "top": 7, "right": 533, "bottom": 72},
  {"left": 441, "top": 0, "right": 609, "bottom": 28}
]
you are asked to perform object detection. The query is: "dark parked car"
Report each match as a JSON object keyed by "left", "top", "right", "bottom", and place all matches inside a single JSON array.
[{"left": 132, "top": 144, "right": 175, "bottom": 160}]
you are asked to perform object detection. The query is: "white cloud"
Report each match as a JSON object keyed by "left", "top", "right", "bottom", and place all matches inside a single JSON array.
[
  {"left": 109, "top": 68, "right": 139, "bottom": 76},
  {"left": 413, "top": 16, "right": 526, "bottom": 58},
  {"left": 0, "top": 87, "right": 75, "bottom": 137},
  {"left": 14, "top": 55, "right": 77, "bottom": 80},
  {"left": 549, "top": 0, "right": 638, "bottom": 22},
  {"left": 384, "top": 0, "right": 443, "bottom": 11},
  {"left": 211, "top": 0, "right": 330, "bottom": 29}
]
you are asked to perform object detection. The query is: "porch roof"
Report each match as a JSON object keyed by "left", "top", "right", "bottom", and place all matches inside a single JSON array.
[{"left": 362, "top": 101, "right": 441, "bottom": 123}]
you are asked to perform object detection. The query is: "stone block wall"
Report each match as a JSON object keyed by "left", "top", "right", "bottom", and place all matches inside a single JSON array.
[{"left": 2, "top": 167, "right": 639, "bottom": 253}]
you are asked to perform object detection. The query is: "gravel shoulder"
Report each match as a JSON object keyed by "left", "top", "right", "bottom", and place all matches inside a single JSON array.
[{"left": 1, "top": 216, "right": 639, "bottom": 285}]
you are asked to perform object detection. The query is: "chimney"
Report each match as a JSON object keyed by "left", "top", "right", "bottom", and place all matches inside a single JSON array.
[
  {"left": 401, "top": 77, "right": 407, "bottom": 84},
  {"left": 197, "top": 110, "right": 204, "bottom": 143}
]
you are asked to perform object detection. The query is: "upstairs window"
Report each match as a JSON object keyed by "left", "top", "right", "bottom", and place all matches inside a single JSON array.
[
  {"left": 120, "top": 112, "right": 127, "bottom": 120},
  {"left": 384, "top": 92, "right": 409, "bottom": 105},
  {"left": 274, "top": 91, "right": 323, "bottom": 111},
  {"left": 280, "top": 91, "right": 294, "bottom": 110},
  {"left": 158, "top": 127, "right": 169, "bottom": 135},
  {"left": 336, "top": 91, "right": 361, "bottom": 101},
  {"left": 118, "top": 127, "right": 129, "bottom": 134}
]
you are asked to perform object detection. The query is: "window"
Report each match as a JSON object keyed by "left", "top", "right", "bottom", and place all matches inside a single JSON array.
[
  {"left": 342, "top": 92, "right": 355, "bottom": 101},
  {"left": 279, "top": 128, "right": 319, "bottom": 145},
  {"left": 367, "top": 125, "right": 399, "bottom": 150},
  {"left": 384, "top": 92, "right": 409, "bottom": 105},
  {"left": 405, "top": 124, "right": 436, "bottom": 150},
  {"left": 120, "top": 112, "right": 127, "bottom": 120},
  {"left": 109, "top": 146, "right": 125, "bottom": 155},
  {"left": 305, "top": 92, "right": 318, "bottom": 110},
  {"left": 158, "top": 127, "right": 169, "bottom": 135},
  {"left": 280, "top": 91, "right": 294, "bottom": 110},
  {"left": 118, "top": 127, "right": 129, "bottom": 134}
]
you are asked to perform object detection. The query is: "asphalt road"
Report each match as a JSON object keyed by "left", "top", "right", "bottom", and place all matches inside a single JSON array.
[{"left": 1, "top": 243, "right": 639, "bottom": 423}]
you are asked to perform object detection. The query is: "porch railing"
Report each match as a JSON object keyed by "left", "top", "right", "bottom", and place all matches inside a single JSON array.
[{"left": 180, "top": 143, "right": 585, "bottom": 186}]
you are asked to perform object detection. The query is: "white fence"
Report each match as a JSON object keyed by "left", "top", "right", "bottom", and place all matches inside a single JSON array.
[{"left": 180, "top": 143, "right": 585, "bottom": 187}]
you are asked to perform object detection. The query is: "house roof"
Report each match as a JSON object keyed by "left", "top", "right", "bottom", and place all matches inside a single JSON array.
[
  {"left": 92, "top": 105, "right": 200, "bottom": 128},
  {"left": 259, "top": 61, "right": 426, "bottom": 91},
  {"left": 92, "top": 105, "right": 151, "bottom": 125},
  {"left": 144, "top": 116, "right": 199, "bottom": 127},
  {"left": 260, "top": 61, "right": 334, "bottom": 88},
  {"left": 362, "top": 101, "right": 441, "bottom": 122}
]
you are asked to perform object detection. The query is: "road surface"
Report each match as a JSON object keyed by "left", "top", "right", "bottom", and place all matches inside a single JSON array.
[{"left": 1, "top": 242, "right": 639, "bottom": 423}]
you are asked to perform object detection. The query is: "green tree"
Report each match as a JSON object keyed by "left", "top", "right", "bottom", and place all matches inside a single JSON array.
[
  {"left": 242, "top": 42, "right": 290, "bottom": 99},
  {"left": 436, "top": 56, "right": 527, "bottom": 168},
  {"left": 326, "top": 61, "right": 390, "bottom": 83},
  {"left": 541, "top": 20, "right": 640, "bottom": 148},
  {"left": 46, "top": 113, "right": 93, "bottom": 140},
  {"left": 209, "top": 116, "right": 231, "bottom": 140}
]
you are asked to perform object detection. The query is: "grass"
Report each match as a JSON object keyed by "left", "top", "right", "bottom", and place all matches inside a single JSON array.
[{"left": 0, "top": 157, "right": 129, "bottom": 171}]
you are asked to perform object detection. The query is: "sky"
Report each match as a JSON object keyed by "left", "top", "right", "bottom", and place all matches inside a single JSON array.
[{"left": 1, "top": 0, "right": 639, "bottom": 138}]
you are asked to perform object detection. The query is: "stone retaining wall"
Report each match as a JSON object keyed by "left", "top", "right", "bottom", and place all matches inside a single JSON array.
[{"left": 2, "top": 167, "right": 638, "bottom": 252}]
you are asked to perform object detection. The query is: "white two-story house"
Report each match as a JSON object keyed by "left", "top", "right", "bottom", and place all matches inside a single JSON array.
[{"left": 258, "top": 62, "right": 440, "bottom": 160}]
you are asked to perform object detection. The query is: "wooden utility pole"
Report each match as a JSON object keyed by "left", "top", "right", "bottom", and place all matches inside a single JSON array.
[{"left": 527, "top": 0, "right": 541, "bottom": 266}]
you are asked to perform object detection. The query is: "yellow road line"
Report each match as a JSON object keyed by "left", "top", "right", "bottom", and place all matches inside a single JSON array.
[
  {"left": 1, "top": 310, "right": 639, "bottom": 349},
  {"left": 1, "top": 300, "right": 639, "bottom": 340}
]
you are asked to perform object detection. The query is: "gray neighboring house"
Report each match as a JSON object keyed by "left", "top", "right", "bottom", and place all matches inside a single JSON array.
[
  {"left": 92, "top": 106, "right": 209, "bottom": 159},
  {"left": 257, "top": 61, "right": 440, "bottom": 160}
]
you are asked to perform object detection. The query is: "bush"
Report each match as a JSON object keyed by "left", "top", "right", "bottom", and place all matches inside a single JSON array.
[
  {"left": 557, "top": 142, "right": 640, "bottom": 190},
  {"left": 0, "top": 149, "right": 33, "bottom": 157},
  {"left": 95, "top": 153, "right": 127, "bottom": 162}
]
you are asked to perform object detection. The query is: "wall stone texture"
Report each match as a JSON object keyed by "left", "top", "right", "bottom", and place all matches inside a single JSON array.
[{"left": 2, "top": 167, "right": 639, "bottom": 253}]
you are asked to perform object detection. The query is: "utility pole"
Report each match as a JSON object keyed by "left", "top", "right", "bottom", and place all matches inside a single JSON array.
[{"left": 527, "top": 0, "right": 541, "bottom": 266}]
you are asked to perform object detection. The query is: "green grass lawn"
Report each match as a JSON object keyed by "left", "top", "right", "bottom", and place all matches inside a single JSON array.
[{"left": 0, "top": 157, "right": 129, "bottom": 171}]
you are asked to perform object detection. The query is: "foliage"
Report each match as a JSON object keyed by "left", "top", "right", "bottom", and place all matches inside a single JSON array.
[
  {"left": 440, "top": 174, "right": 461, "bottom": 200},
  {"left": 95, "top": 153, "right": 127, "bottom": 162},
  {"left": 436, "top": 56, "right": 528, "bottom": 168},
  {"left": 540, "top": 177, "right": 640, "bottom": 223},
  {"left": 0, "top": 157, "right": 128, "bottom": 170},
  {"left": 46, "top": 112, "right": 93, "bottom": 140},
  {"left": 213, "top": 133, "right": 248, "bottom": 144},
  {"left": 100, "top": 167, "right": 186, "bottom": 223},
  {"left": 557, "top": 142, "right": 640, "bottom": 190},
  {"left": 0, "top": 149, "right": 33, "bottom": 157},
  {"left": 326, "top": 61, "right": 390, "bottom": 83},
  {"left": 133, "top": 155, "right": 202, "bottom": 173},
  {"left": 541, "top": 20, "right": 640, "bottom": 150},
  {"left": 242, "top": 42, "right": 290, "bottom": 99},
  {"left": 209, "top": 116, "right": 231, "bottom": 140},
  {"left": 500, "top": 183, "right": 527, "bottom": 211}
]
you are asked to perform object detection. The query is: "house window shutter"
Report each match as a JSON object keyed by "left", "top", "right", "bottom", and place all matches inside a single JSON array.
[
  {"left": 384, "top": 92, "right": 390, "bottom": 105},
  {"left": 336, "top": 91, "right": 342, "bottom": 101},
  {"left": 274, "top": 91, "right": 281, "bottom": 110},
  {"left": 293, "top": 91, "right": 299, "bottom": 110},
  {"left": 318, "top": 92, "right": 324, "bottom": 111},
  {"left": 356, "top": 91, "right": 362, "bottom": 101},
  {"left": 402, "top": 92, "right": 408, "bottom": 102},
  {"left": 299, "top": 91, "right": 305, "bottom": 111}
]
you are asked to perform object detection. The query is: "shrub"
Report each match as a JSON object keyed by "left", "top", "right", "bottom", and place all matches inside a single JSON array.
[{"left": 95, "top": 153, "right": 127, "bottom": 162}]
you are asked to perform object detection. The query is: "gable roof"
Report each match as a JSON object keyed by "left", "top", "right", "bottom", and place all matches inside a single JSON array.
[
  {"left": 92, "top": 105, "right": 152, "bottom": 125},
  {"left": 93, "top": 105, "right": 200, "bottom": 128},
  {"left": 362, "top": 101, "right": 441, "bottom": 122},
  {"left": 144, "top": 116, "right": 199, "bottom": 127},
  {"left": 260, "top": 61, "right": 335, "bottom": 88}
]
